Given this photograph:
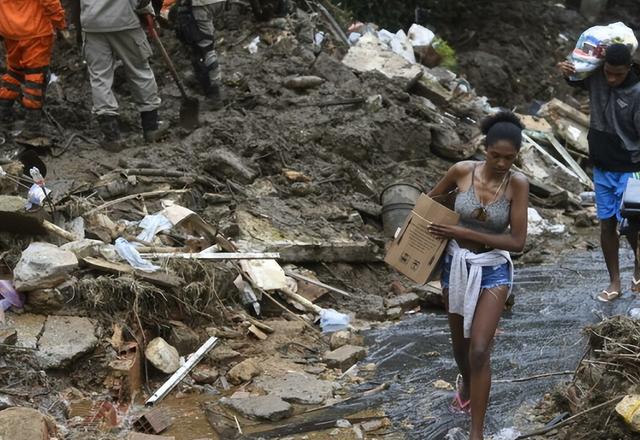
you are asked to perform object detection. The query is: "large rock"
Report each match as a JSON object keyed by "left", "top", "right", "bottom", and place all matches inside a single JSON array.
[
  {"left": 311, "top": 52, "right": 359, "bottom": 85},
  {"left": 36, "top": 316, "right": 98, "bottom": 369},
  {"left": 220, "top": 395, "right": 292, "bottom": 421},
  {"left": 13, "top": 242, "right": 78, "bottom": 292},
  {"left": 329, "top": 330, "right": 364, "bottom": 350},
  {"left": 227, "top": 358, "right": 261, "bottom": 385},
  {"left": 168, "top": 321, "right": 200, "bottom": 356},
  {"left": 25, "top": 288, "right": 64, "bottom": 313},
  {"left": 203, "top": 148, "right": 257, "bottom": 184},
  {"left": 254, "top": 372, "right": 336, "bottom": 405},
  {"left": 60, "top": 239, "right": 105, "bottom": 259},
  {"left": 324, "top": 345, "right": 367, "bottom": 371},
  {"left": 616, "top": 394, "right": 640, "bottom": 432},
  {"left": 0, "top": 407, "right": 53, "bottom": 440},
  {"left": 208, "top": 344, "right": 244, "bottom": 365},
  {"left": 145, "top": 337, "right": 180, "bottom": 374},
  {"left": 191, "top": 364, "right": 219, "bottom": 384}
]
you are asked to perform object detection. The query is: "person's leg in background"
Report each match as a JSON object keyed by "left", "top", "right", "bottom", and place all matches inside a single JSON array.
[{"left": 0, "top": 39, "right": 25, "bottom": 133}]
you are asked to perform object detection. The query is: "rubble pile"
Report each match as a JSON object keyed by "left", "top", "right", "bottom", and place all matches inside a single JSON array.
[
  {"left": 522, "top": 317, "right": 640, "bottom": 439},
  {"left": 0, "top": 0, "right": 620, "bottom": 438}
]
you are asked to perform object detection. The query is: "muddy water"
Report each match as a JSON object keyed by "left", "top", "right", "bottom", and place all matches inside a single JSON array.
[{"left": 364, "top": 250, "right": 640, "bottom": 439}]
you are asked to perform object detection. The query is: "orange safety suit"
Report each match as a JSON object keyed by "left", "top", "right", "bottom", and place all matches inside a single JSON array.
[{"left": 0, "top": 0, "right": 67, "bottom": 110}]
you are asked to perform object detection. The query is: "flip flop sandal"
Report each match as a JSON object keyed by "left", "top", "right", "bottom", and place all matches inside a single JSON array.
[
  {"left": 597, "top": 290, "right": 620, "bottom": 302},
  {"left": 632, "top": 277, "right": 640, "bottom": 293},
  {"left": 449, "top": 374, "right": 471, "bottom": 414}
]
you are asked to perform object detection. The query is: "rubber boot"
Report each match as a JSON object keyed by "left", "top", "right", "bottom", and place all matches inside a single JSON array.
[
  {"left": 141, "top": 110, "right": 169, "bottom": 142},
  {"left": 98, "top": 114, "right": 124, "bottom": 152},
  {"left": 205, "top": 81, "right": 224, "bottom": 110},
  {"left": 20, "top": 108, "right": 45, "bottom": 140}
]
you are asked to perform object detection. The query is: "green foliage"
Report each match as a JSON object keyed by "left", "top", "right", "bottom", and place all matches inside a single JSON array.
[{"left": 432, "top": 36, "right": 458, "bottom": 71}]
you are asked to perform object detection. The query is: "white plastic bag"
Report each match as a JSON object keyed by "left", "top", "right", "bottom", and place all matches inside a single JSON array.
[
  {"left": 25, "top": 183, "right": 51, "bottom": 209},
  {"left": 137, "top": 213, "right": 172, "bottom": 243},
  {"left": 319, "top": 308, "right": 351, "bottom": 333},
  {"left": 569, "top": 22, "right": 638, "bottom": 80},
  {"left": 114, "top": 237, "right": 160, "bottom": 272}
]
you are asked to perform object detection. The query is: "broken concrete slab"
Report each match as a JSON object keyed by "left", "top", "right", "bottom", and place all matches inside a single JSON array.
[
  {"left": 342, "top": 34, "right": 423, "bottom": 80},
  {"left": 0, "top": 407, "right": 54, "bottom": 440},
  {"left": 36, "top": 316, "right": 98, "bottom": 369},
  {"left": 13, "top": 242, "right": 78, "bottom": 292},
  {"left": 386, "top": 306, "right": 403, "bottom": 320},
  {"left": 254, "top": 372, "right": 336, "bottom": 405},
  {"left": 324, "top": 345, "right": 367, "bottom": 371},
  {"left": 203, "top": 148, "right": 258, "bottom": 184},
  {"left": 236, "top": 210, "right": 377, "bottom": 263},
  {"left": 145, "top": 337, "right": 180, "bottom": 374},
  {"left": 220, "top": 395, "right": 293, "bottom": 422},
  {"left": 384, "top": 292, "right": 420, "bottom": 311},
  {"left": 5, "top": 313, "right": 46, "bottom": 349},
  {"left": 227, "top": 358, "right": 261, "bottom": 385}
]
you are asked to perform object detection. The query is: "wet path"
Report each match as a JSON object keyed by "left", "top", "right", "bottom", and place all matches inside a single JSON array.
[{"left": 364, "top": 250, "right": 640, "bottom": 439}]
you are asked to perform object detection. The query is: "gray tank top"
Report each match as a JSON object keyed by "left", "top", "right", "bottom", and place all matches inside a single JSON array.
[{"left": 454, "top": 164, "right": 511, "bottom": 234}]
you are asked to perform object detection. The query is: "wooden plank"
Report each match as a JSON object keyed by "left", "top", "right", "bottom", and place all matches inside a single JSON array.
[
  {"left": 522, "top": 133, "right": 580, "bottom": 180},
  {"left": 544, "top": 133, "right": 593, "bottom": 189},
  {"left": 82, "top": 257, "right": 183, "bottom": 288},
  {"left": 139, "top": 252, "right": 281, "bottom": 260},
  {"left": 541, "top": 98, "right": 590, "bottom": 127}
]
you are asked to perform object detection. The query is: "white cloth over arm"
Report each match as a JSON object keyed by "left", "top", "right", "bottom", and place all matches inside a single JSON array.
[{"left": 446, "top": 240, "right": 513, "bottom": 338}]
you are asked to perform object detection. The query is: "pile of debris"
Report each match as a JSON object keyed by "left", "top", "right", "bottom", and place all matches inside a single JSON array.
[
  {"left": 0, "top": 1, "right": 609, "bottom": 438},
  {"left": 518, "top": 316, "right": 640, "bottom": 439}
]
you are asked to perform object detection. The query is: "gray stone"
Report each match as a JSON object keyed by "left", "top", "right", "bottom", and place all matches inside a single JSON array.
[
  {"left": 36, "top": 316, "right": 98, "bottom": 369},
  {"left": 14, "top": 242, "right": 78, "bottom": 292},
  {"left": 60, "top": 239, "right": 105, "bottom": 259},
  {"left": 208, "top": 345, "right": 244, "bottom": 365},
  {"left": 0, "top": 395, "right": 16, "bottom": 411},
  {"left": 386, "top": 306, "right": 403, "bottom": 320},
  {"left": 220, "top": 395, "right": 292, "bottom": 421},
  {"left": 204, "top": 148, "right": 257, "bottom": 184},
  {"left": 227, "top": 358, "right": 261, "bottom": 385},
  {"left": 255, "top": 372, "right": 336, "bottom": 405},
  {"left": 324, "top": 345, "right": 367, "bottom": 371},
  {"left": 384, "top": 292, "right": 420, "bottom": 311},
  {"left": 168, "top": 321, "right": 200, "bottom": 356},
  {"left": 191, "top": 365, "right": 219, "bottom": 384},
  {"left": 5, "top": 313, "right": 46, "bottom": 349},
  {"left": 0, "top": 407, "right": 52, "bottom": 440},
  {"left": 0, "top": 328, "right": 17, "bottom": 345},
  {"left": 145, "top": 337, "right": 180, "bottom": 374},
  {"left": 330, "top": 330, "right": 351, "bottom": 350}
]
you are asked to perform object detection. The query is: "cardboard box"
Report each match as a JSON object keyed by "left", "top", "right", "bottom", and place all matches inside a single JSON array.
[{"left": 384, "top": 194, "right": 459, "bottom": 284}]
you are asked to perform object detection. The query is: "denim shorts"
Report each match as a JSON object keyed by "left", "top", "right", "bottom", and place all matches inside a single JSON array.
[
  {"left": 440, "top": 253, "right": 512, "bottom": 290},
  {"left": 593, "top": 167, "right": 634, "bottom": 221}
]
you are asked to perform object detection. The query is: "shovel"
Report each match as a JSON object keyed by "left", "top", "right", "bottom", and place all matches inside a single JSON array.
[{"left": 144, "top": 14, "right": 200, "bottom": 130}]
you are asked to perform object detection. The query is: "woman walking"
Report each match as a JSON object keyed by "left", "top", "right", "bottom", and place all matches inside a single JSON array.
[{"left": 428, "top": 112, "right": 529, "bottom": 440}]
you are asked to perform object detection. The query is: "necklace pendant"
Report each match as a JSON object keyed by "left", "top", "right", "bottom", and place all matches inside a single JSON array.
[{"left": 476, "top": 207, "right": 488, "bottom": 222}]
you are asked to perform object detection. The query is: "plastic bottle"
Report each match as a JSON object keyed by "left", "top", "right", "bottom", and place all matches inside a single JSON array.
[{"left": 30, "top": 167, "right": 45, "bottom": 187}]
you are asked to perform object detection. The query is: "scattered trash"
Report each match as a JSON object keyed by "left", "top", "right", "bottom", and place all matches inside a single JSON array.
[
  {"left": 114, "top": 237, "right": 161, "bottom": 273},
  {"left": 319, "top": 308, "right": 351, "bottom": 333},
  {"left": 245, "top": 36, "right": 260, "bottom": 54}
]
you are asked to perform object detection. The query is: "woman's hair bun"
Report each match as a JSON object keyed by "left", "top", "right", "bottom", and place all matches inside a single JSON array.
[{"left": 480, "top": 111, "right": 524, "bottom": 135}]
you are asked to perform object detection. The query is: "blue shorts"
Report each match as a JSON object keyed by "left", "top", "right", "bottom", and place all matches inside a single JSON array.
[
  {"left": 593, "top": 168, "right": 638, "bottom": 221},
  {"left": 440, "top": 253, "right": 512, "bottom": 290}
]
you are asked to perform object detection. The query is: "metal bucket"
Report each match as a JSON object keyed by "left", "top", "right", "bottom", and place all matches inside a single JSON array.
[
  {"left": 381, "top": 202, "right": 415, "bottom": 237},
  {"left": 380, "top": 183, "right": 422, "bottom": 237},
  {"left": 380, "top": 182, "right": 422, "bottom": 206}
]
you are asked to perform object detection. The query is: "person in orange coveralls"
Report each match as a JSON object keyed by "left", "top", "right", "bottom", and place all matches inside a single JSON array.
[{"left": 0, "top": 0, "right": 69, "bottom": 138}]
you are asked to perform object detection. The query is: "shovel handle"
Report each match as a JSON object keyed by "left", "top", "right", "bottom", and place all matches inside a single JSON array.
[{"left": 143, "top": 14, "right": 189, "bottom": 100}]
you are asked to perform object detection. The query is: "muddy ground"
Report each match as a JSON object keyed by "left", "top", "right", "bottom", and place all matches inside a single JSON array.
[{"left": 0, "top": 0, "right": 636, "bottom": 439}]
